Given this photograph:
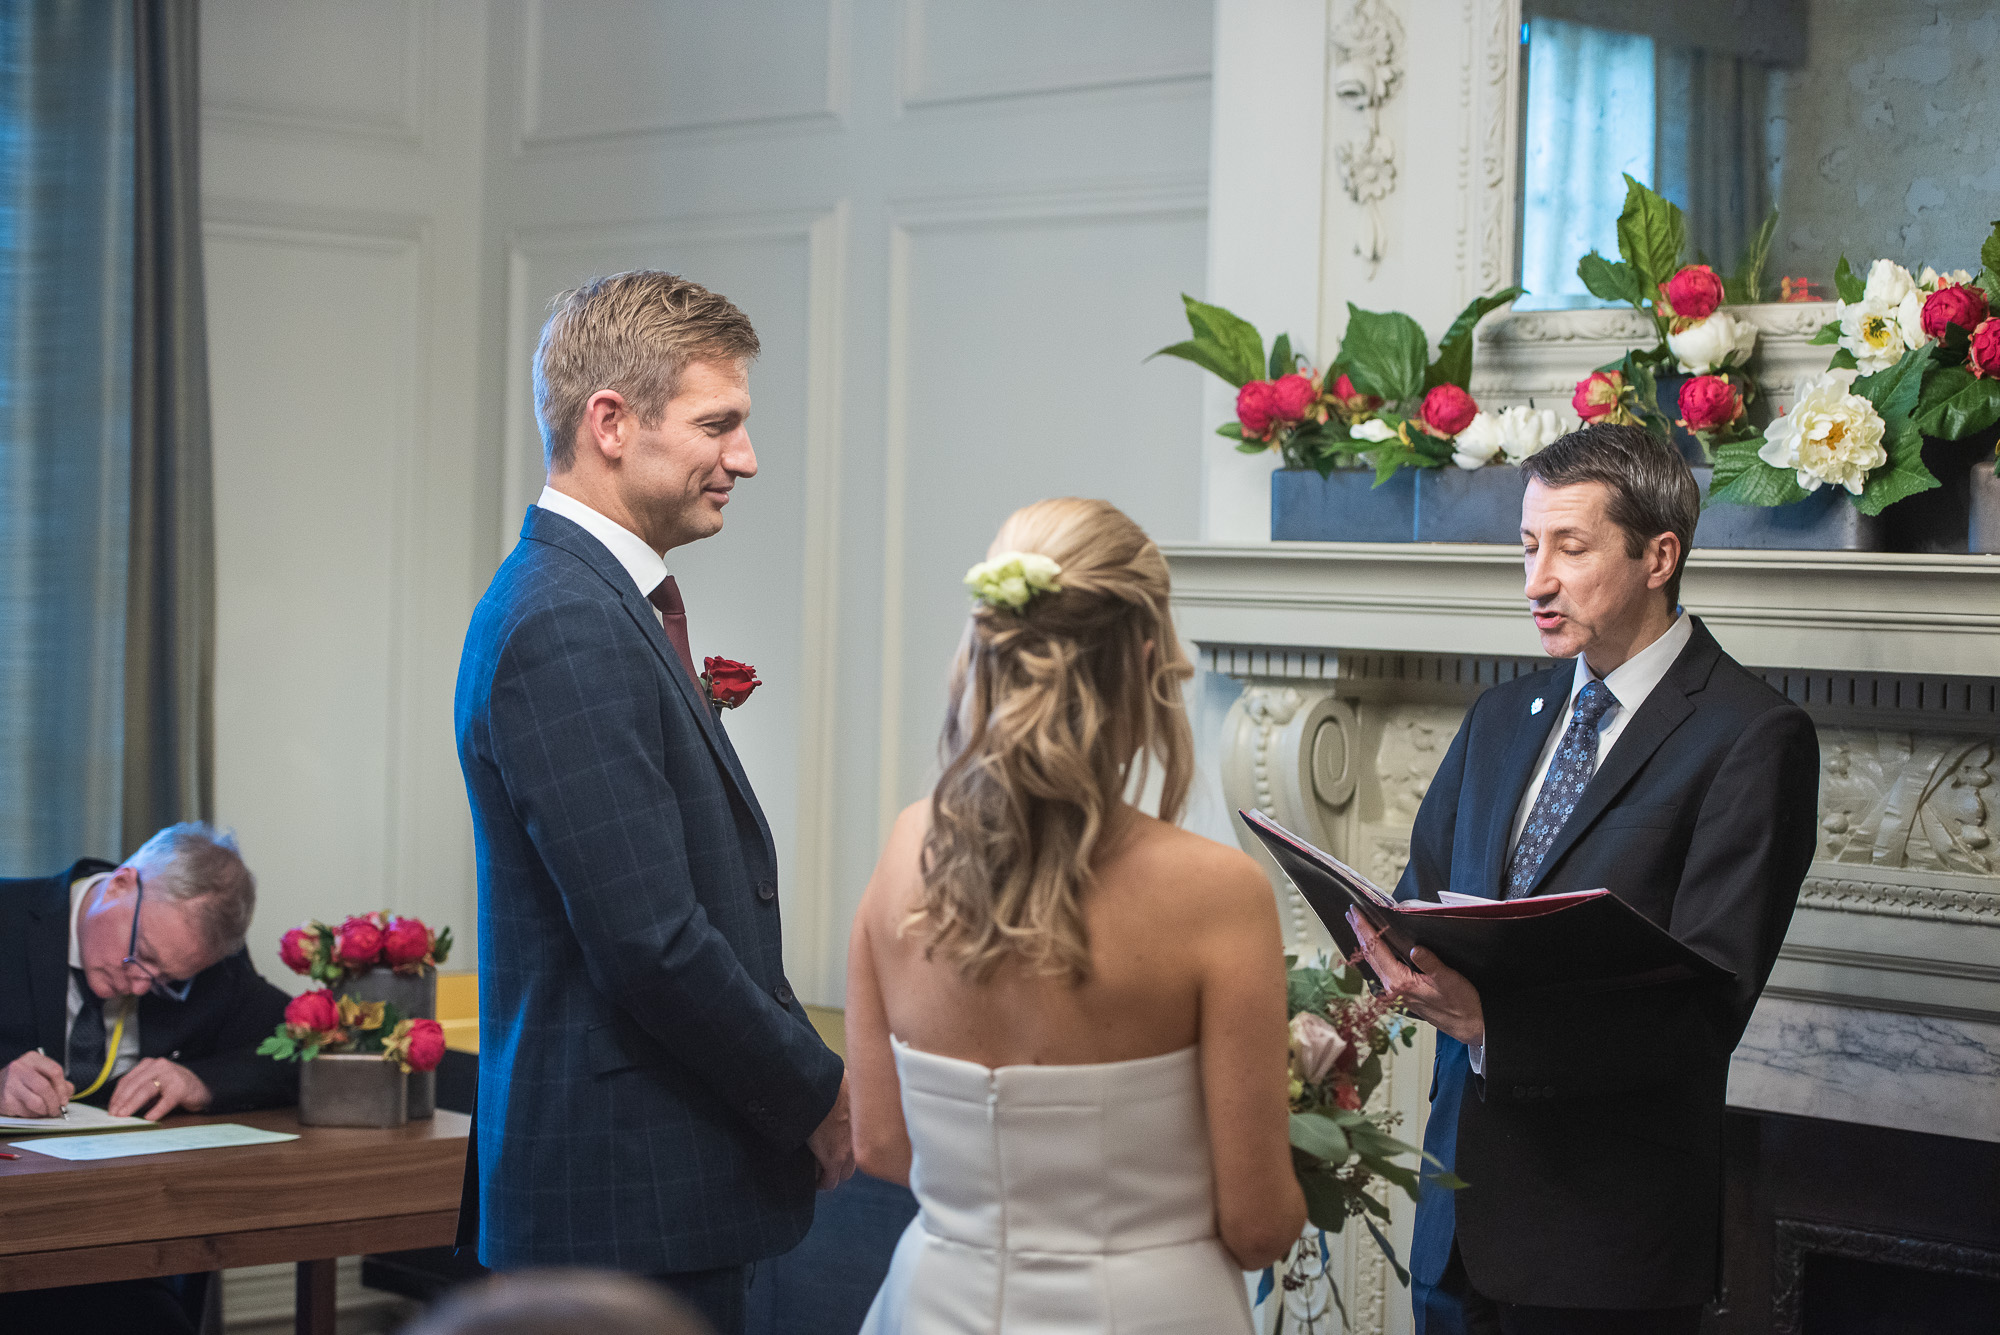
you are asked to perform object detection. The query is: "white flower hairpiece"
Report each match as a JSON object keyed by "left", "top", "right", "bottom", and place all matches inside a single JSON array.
[{"left": 964, "top": 551, "right": 1062, "bottom": 611}]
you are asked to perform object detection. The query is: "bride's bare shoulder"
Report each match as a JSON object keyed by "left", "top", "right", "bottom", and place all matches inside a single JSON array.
[{"left": 1117, "top": 817, "right": 1270, "bottom": 911}]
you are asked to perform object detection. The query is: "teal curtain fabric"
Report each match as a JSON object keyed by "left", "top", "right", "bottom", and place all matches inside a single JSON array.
[{"left": 0, "top": 1, "right": 137, "bottom": 874}]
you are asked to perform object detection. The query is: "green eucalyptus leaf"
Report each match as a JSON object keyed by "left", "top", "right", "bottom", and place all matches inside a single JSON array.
[
  {"left": 1614, "top": 173, "right": 1687, "bottom": 298},
  {"left": 1833, "top": 256, "right": 1864, "bottom": 305},
  {"left": 1269, "top": 332, "right": 1294, "bottom": 380},
  {"left": 1299, "top": 1169, "right": 1352, "bottom": 1233},
  {"left": 1340, "top": 303, "right": 1429, "bottom": 403},
  {"left": 1426, "top": 1170, "right": 1470, "bottom": 1191},
  {"left": 1364, "top": 1219, "right": 1413, "bottom": 1286},
  {"left": 1425, "top": 285, "right": 1526, "bottom": 391},
  {"left": 1290, "top": 1112, "right": 1353, "bottom": 1164},
  {"left": 1577, "top": 252, "right": 1643, "bottom": 308}
]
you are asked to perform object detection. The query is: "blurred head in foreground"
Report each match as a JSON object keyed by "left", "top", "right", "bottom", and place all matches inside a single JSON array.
[{"left": 401, "top": 1270, "right": 712, "bottom": 1335}]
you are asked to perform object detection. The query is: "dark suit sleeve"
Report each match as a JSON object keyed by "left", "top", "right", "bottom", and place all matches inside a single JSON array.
[
  {"left": 178, "top": 951, "right": 300, "bottom": 1113},
  {"left": 1396, "top": 695, "right": 1478, "bottom": 905},
  {"left": 487, "top": 598, "right": 841, "bottom": 1149},
  {"left": 1478, "top": 705, "right": 1819, "bottom": 1102}
]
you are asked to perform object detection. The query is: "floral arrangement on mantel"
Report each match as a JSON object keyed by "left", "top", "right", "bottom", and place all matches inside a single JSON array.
[
  {"left": 1266, "top": 955, "right": 1460, "bottom": 1327},
  {"left": 1568, "top": 175, "right": 2000, "bottom": 512},
  {"left": 279, "top": 912, "right": 453, "bottom": 985},
  {"left": 1153, "top": 283, "right": 1535, "bottom": 485},
  {"left": 259, "top": 991, "right": 446, "bottom": 1074}
]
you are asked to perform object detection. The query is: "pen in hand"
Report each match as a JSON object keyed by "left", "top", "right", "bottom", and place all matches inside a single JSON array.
[{"left": 32, "top": 1047, "right": 70, "bottom": 1118}]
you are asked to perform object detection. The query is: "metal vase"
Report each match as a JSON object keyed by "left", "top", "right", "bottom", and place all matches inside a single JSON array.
[
  {"left": 1270, "top": 467, "right": 1418, "bottom": 541},
  {"left": 1970, "top": 457, "right": 2000, "bottom": 554},
  {"left": 1413, "top": 466, "right": 1530, "bottom": 543},
  {"left": 334, "top": 966, "right": 437, "bottom": 1119},
  {"left": 299, "top": 1053, "right": 408, "bottom": 1128},
  {"left": 1690, "top": 467, "right": 1886, "bottom": 551}
]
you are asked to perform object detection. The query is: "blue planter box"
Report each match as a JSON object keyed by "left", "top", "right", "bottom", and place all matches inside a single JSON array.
[
  {"left": 1692, "top": 467, "right": 1884, "bottom": 551},
  {"left": 1415, "top": 467, "right": 1530, "bottom": 543},
  {"left": 1270, "top": 467, "right": 1416, "bottom": 541}
]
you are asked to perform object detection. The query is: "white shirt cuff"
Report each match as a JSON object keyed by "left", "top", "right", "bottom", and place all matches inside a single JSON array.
[{"left": 1468, "top": 1038, "right": 1485, "bottom": 1075}]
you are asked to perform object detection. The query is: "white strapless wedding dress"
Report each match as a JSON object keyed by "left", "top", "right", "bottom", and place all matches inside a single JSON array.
[{"left": 858, "top": 1037, "right": 1255, "bottom": 1334}]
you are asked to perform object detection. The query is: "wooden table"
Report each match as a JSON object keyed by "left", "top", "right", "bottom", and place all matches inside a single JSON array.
[{"left": 0, "top": 1107, "right": 468, "bottom": 1334}]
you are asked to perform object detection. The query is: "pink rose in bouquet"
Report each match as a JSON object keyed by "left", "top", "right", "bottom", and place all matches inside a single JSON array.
[
  {"left": 334, "top": 915, "right": 385, "bottom": 969},
  {"left": 1328, "top": 373, "right": 1382, "bottom": 419},
  {"left": 381, "top": 917, "right": 432, "bottom": 969},
  {"left": 1289, "top": 1011, "right": 1350, "bottom": 1084},
  {"left": 1677, "top": 375, "right": 1744, "bottom": 432},
  {"left": 1971, "top": 319, "right": 2000, "bottom": 380},
  {"left": 1660, "top": 264, "right": 1723, "bottom": 320},
  {"left": 278, "top": 924, "right": 322, "bottom": 976},
  {"left": 1925, "top": 285, "right": 1992, "bottom": 342},
  {"left": 1418, "top": 384, "right": 1478, "bottom": 438},
  {"left": 1268, "top": 372, "right": 1318, "bottom": 422},
  {"left": 1235, "top": 380, "right": 1278, "bottom": 438},
  {"left": 404, "top": 1019, "right": 448, "bottom": 1073},
  {"left": 1572, "top": 370, "right": 1628, "bottom": 423},
  {"left": 284, "top": 989, "right": 341, "bottom": 1039}
]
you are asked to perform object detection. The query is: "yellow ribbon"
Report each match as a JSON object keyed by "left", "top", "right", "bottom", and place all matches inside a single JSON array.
[{"left": 70, "top": 998, "right": 131, "bottom": 1101}]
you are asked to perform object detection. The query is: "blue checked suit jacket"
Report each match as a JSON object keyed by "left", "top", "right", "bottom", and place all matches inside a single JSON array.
[{"left": 454, "top": 505, "right": 845, "bottom": 1274}]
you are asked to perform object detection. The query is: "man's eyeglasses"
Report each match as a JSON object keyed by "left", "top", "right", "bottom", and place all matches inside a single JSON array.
[{"left": 123, "top": 872, "right": 193, "bottom": 1002}]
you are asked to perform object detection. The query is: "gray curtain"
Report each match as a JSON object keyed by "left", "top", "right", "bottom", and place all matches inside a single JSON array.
[
  {"left": 126, "top": 0, "right": 213, "bottom": 849},
  {"left": 0, "top": 2, "right": 136, "bottom": 874},
  {"left": 1655, "top": 45, "right": 1778, "bottom": 277}
]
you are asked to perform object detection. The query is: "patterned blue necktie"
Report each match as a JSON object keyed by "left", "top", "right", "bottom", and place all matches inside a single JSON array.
[{"left": 1505, "top": 679, "right": 1617, "bottom": 899}]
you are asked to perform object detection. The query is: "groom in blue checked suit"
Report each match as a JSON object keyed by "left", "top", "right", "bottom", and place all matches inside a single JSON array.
[
  {"left": 1355, "top": 425, "right": 1819, "bottom": 1335},
  {"left": 455, "top": 271, "right": 850, "bottom": 1335}
]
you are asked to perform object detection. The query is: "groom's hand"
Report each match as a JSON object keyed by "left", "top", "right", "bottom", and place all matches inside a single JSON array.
[
  {"left": 808, "top": 1074, "right": 856, "bottom": 1190},
  {"left": 1348, "top": 909, "right": 1485, "bottom": 1047}
]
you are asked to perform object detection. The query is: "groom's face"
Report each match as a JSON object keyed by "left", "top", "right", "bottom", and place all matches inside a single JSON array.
[{"left": 624, "top": 357, "right": 758, "bottom": 552}]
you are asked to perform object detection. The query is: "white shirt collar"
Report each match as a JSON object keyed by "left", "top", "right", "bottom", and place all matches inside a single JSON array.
[
  {"left": 536, "top": 485, "right": 669, "bottom": 602},
  {"left": 1571, "top": 609, "right": 1693, "bottom": 713},
  {"left": 69, "top": 872, "right": 112, "bottom": 971}
]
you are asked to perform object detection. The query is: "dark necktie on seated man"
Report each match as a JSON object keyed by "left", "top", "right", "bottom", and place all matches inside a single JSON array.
[
  {"left": 67, "top": 966, "right": 106, "bottom": 1092},
  {"left": 648, "top": 575, "right": 699, "bottom": 686},
  {"left": 1505, "top": 679, "right": 1616, "bottom": 900}
]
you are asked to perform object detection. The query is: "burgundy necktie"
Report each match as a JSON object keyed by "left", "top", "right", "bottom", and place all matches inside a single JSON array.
[{"left": 647, "top": 576, "right": 699, "bottom": 686}]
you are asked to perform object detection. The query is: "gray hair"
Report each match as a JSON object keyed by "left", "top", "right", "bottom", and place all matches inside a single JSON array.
[
  {"left": 399, "top": 1269, "right": 712, "bottom": 1335},
  {"left": 122, "top": 823, "right": 256, "bottom": 957},
  {"left": 1520, "top": 422, "right": 1701, "bottom": 608}
]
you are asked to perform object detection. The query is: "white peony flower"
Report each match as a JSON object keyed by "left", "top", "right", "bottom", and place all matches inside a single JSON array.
[
  {"left": 1495, "top": 404, "right": 1563, "bottom": 463},
  {"left": 1450, "top": 412, "right": 1505, "bottom": 468},
  {"left": 1836, "top": 298, "right": 1910, "bottom": 374},
  {"left": 1350, "top": 417, "right": 1398, "bottom": 443},
  {"left": 1668, "top": 310, "right": 1760, "bottom": 375},
  {"left": 1757, "top": 368, "right": 1888, "bottom": 495},
  {"left": 1862, "top": 259, "right": 1917, "bottom": 308},
  {"left": 1895, "top": 289, "right": 1932, "bottom": 351},
  {"left": 1918, "top": 266, "right": 1974, "bottom": 291}
]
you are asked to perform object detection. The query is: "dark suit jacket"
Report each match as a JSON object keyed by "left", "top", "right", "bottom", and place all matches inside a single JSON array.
[
  {"left": 1395, "top": 617, "right": 1818, "bottom": 1309},
  {"left": 0, "top": 861, "right": 297, "bottom": 1112},
  {"left": 454, "top": 505, "right": 844, "bottom": 1274}
]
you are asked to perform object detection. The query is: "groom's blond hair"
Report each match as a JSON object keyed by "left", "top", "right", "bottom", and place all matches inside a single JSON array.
[
  {"left": 912, "top": 499, "right": 1195, "bottom": 983},
  {"left": 534, "top": 269, "right": 760, "bottom": 472}
]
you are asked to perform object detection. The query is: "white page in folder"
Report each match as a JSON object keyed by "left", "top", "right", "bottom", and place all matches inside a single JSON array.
[{"left": 0, "top": 1103, "right": 159, "bottom": 1134}]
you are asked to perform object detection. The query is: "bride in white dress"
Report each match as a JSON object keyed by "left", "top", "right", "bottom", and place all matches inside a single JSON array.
[{"left": 847, "top": 498, "right": 1307, "bottom": 1334}]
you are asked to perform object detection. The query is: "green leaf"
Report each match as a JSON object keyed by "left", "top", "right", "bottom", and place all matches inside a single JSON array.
[
  {"left": 1980, "top": 221, "right": 2000, "bottom": 302},
  {"left": 1828, "top": 347, "right": 1858, "bottom": 371},
  {"left": 1834, "top": 256, "right": 1864, "bottom": 305},
  {"left": 1363, "top": 1218, "right": 1412, "bottom": 1287},
  {"left": 1708, "top": 436, "right": 1812, "bottom": 508},
  {"left": 1424, "top": 285, "right": 1525, "bottom": 391},
  {"left": 257, "top": 1033, "right": 296, "bottom": 1061},
  {"left": 1853, "top": 347, "right": 1928, "bottom": 429},
  {"left": 1290, "top": 1112, "right": 1353, "bottom": 1164},
  {"left": 1181, "top": 295, "right": 1265, "bottom": 385},
  {"left": 1151, "top": 339, "right": 1245, "bottom": 386},
  {"left": 1855, "top": 419, "right": 1939, "bottom": 516},
  {"left": 1234, "top": 441, "right": 1267, "bottom": 455},
  {"left": 1577, "top": 252, "right": 1643, "bottom": 308},
  {"left": 1340, "top": 303, "right": 1429, "bottom": 403},
  {"left": 1269, "top": 332, "right": 1294, "bottom": 381},
  {"left": 1299, "top": 1169, "right": 1351, "bottom": 1233},
  {"left": 1426, "top": 1171, "right": 1470, "bottom": 1191},
  {"left": 1914, "top": 366, "right": 2000, "bottom": 440},
  {"left": 1808, "top": 320, "right": 1841, "bottom": 346},
  {"left": 1726, "top": 208, "right": 1778, "bottom": 304},
  {"left": 1215, "top": 421, "right": 1245, "bottom": 440},
  {"left": 1614, "top": 173, "right": 1687, "bottom": 298}
]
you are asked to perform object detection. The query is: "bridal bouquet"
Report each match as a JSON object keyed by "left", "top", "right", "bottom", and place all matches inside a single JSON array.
[
  {"left": 1268, "top": 955, "right": 1461, "bottom": 1327},
  {"left": 1152, "top": 283, "right": 1526, "bottom": 484}
]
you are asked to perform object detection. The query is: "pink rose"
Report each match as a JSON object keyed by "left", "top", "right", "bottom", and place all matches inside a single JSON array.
[
  {"left": 1418, "top": 383, "right": 1478, "bottom": 438},
  {"left": 334, "top": 915, "right": 384, "bottom": 969},
  {"left": 1923, "top": 284, "right": 1991, "bottom": 341},
  {"left": 278, "top": 925, "right": 319, "bottom": 976},
  {"left": 1677, "top": 375, "right": 1744, "bottom": 432},
  {"left": 1289, "top": 1011, "right": 1350, "bottom": 1084},
  {"left": 1268, "top": 372, "right": 1317, "bottom": 422},
  {"left": 284, "top": 989, "right": 340, "bottom": 1036},
  {"left": 1235, "top": 380, "right": 1277, "bottom": 438},
  {"left": 404, "top": 1019, "right": 448, "bottom": 1073},
  {"left": 1573, "top": 370, "right": 1627, "bottom": 422},
  {"left": 1660, "top": 264, "right": 1723, "bottom": 320},
  {"left": 1329, "top": 373, "right": 1382, "bottom": 417},
  {"left": 1972, "top": 318, "right": 2000, "bottom": 380},
  {"left": 382, "top": 917, "right": 431, "bottom": 969}
]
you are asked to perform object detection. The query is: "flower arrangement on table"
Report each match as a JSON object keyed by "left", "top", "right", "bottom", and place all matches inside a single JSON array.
[
  {"left": 279, "top": 912, "right": 453, "bottom": 985},
  {"left": 1153, "top": 282, "right": 1533, "bottom": 486},
  {"left": 257, "top": 991, "right": 447, "bottom": 1074},
  {"left": 1268, "top": 955, "right": 1461, "bottom": 1327}
]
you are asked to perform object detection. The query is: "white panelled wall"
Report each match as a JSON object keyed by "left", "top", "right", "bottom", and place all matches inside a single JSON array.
[{"left": 202, "top": 1, "right": 1214, "bottom": 1012}]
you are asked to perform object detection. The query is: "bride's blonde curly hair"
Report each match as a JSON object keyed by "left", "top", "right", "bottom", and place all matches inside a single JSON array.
[{"left": 911, "top": 498, "right": 1195, "bottom": 982}]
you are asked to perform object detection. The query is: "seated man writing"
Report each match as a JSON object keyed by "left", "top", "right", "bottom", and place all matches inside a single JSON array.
[{"left": 0, "top": 822, "right": 297, "bottom": 1334}]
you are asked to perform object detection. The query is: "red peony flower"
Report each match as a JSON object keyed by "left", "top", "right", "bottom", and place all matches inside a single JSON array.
[
  {"left": 1922, "top": 284, "right": 1990, "bottom": 341},
  {"left": 1418, "top": 383, "right": 1478, "bottom": 438},
  {"left": 702, "top": 657, "right": 762, "bottom": 710},
  {"left": 1235, "top": 380, "right": 1278, "bottom": 438},
  {"left": 284, "top": 989, "right": 340, "bottom": 1036},
  {"left": 1268, "top": 372, "right": 1317, "bottom": 422},
  {"left": 278, "top": 925, "right": 319, "bottom": 976},
  {"left": 382, "top": 917, "right": 431, "bottom": 969},
  {"left": 1677, "top": 375, "right": 1744, "bottom": 432},
  {"left": 334, "top": 915, "right": 384, "bottom": 969},
  {"left": 1329, "top": 373, "right": 1381, "bottom": 416},
  {"left": 1660, "top": 264, "right": 1724, "bottom": 321},
  {"left": 1573, "top": 370, "right": 1627, "bottom": 422},
  {"left": 1972, "top": 318, "right": 2000, "bottom": 380},
  {"left": 404, "top": 1018, "right": 448, "bottom": 1073}
]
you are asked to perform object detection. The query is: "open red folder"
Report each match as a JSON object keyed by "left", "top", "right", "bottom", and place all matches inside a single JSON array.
[{"left": 1239, "top": 809, "right": 1733, "bottom": 995}]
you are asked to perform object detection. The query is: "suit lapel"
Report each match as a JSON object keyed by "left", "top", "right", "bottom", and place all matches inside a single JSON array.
[
  {"left": 1523, "top": 621, "right": 1720, "bottom": 896},
  {"left": 1480, "top": 670, "right": 1567, "bottom": 899},
  {"left": 28, "top": 864, "right": 99, "bottom": 1058}
]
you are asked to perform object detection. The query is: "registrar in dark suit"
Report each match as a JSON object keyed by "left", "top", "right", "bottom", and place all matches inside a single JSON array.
[
  {"left": 1352, "top": 425, "right": 1820, "bottom": 1335},
  {"left": 454, "top": 272, "right": 849, "bottom": 1335}
]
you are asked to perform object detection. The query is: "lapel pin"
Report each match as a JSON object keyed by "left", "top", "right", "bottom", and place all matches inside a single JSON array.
[{"left": 1531, "top": 698, "right": 1544, "bottom": 715}]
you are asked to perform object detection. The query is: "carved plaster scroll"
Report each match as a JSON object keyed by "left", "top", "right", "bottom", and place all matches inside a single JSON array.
[
  {"left": 1818, "top": 730, "right": 1997, "bottom": 876},
  {"left": 1329, "top": 0, "right": 1404, "bottom": 276}
]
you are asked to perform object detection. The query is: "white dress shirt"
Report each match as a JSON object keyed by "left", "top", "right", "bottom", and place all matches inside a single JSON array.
[
  {"left": 68, "top": 874, "right": 140, "bottom": 1082},
  {"left": 536, "top": 485, "right": 669, "bottom": 622},
  {"left": 1472, "top": 610, "right": 1692, "bottom": 1074}
]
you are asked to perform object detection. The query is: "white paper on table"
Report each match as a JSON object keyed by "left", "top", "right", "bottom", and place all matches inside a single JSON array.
[
  {"left": 0, "top": 1104, "right": 158, "bottom": 1134},
  {"left": 9, "top": 1122, "right": 298, "bottom": 1160}
]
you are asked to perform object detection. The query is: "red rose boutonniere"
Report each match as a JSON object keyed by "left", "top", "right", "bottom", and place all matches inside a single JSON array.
[{"left": 702, "top": 657, "right": 761, "bottom": 710}]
